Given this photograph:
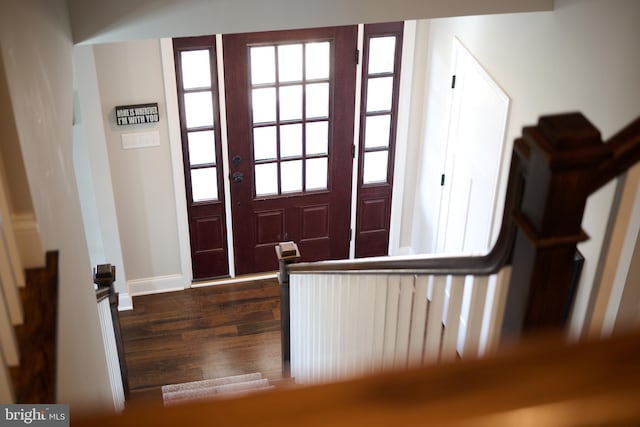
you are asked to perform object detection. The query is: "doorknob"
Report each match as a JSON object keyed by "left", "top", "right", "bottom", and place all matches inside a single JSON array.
[
  {"left": 232, "top": 172, "right": 244, "bottom": 183},
  {"left": 232, "top": 155, "right": 242, "bottom": 166}
]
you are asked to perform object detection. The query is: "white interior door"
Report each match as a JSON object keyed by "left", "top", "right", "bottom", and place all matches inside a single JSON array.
[
  {"left": 436, "top": 39, "right": 509, "bottom": 255},
  {"left": 435, "top": 39, "right": 509, "bottom": 357}
]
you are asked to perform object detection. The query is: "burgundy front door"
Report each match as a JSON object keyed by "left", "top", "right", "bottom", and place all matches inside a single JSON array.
[{"left": 223, "top": 26, "right": 358, "bottom": 275}]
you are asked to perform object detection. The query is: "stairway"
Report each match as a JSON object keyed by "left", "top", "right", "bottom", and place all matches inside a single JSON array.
[
  {"left": 4, "top": 251, "right": 58, "bottom": 403},
  {"left": 161, "top": 373, "right": 274, "bottom": 406}
]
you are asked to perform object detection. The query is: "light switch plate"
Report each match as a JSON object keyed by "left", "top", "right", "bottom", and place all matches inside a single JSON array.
[{"left": 121, "top": 131, "right": 160, "bottom": 149}]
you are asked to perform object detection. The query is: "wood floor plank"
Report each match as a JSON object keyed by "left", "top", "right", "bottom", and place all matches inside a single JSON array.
[{"left": 120, "top": 278, "right": 283, "bottom": 404}]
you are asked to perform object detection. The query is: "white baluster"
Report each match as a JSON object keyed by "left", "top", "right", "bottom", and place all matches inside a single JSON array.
[
  {"left": 407, "top": 275, "right": 428, "bottom": 366},
  {"left": 97, "top": 298, "right": 125, "bottom": 412},
  {"left": 424, "top": 275, "right": 446, "bottom": 363},
  {"left": 458, "top": 275, "right": 489, "bottom": 358},
  {"left": 480, "top": 267, "right": 511, "bottom": 356},
  {"left": 0, "top": 284, "right": 19, "bottom": 366},
  {"left": 319, "top": 275, "right": 330, "bottom": 380},
  {"left": 344, "top": 274, "right": 358, "bottom": 378},
  {"left": 0, "top": 350, "right": 15, "bottom": 403},
  {"left": 394, "top": 276, "right": 414, "bottom": 369},
  {"left": 360, "top": 275, "right": 377, "bottom": 374},
  {"left": 382, "top": 276, "right": 400, "bottom": 369},
  {"left": 371, "top": 275, "right": 388, "bottom": 371},
  {"left": 311, "top": 274, "right": 321, "bottom": 383},
  {"left": 0, "top": 227, "right": 23, "bottom": 324},
  {"left": 441, "top": 275, "right": 465, "bottom": 361},
  {"left": 289, "top": 275, "right": 297, "bottom": 381},
  {"left": 327, "top": 274, "right": 338, "bottom": 381}
]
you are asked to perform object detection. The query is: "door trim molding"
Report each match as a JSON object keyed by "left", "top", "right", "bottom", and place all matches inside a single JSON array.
[
  {"left": 160, "top": 38, "right": 194, "bottom": 285},
  {"left": 388, "top": 20, "right": 416, "bottom": 256},
  {"left": 216, "top": 33, "right": 236, "bottom": 278},
  {"left": 348, "top": 24, "right": 365, "bottom": 259}
]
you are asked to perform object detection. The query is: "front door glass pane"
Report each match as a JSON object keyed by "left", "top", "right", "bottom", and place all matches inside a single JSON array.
[
  {"left": 279, "top": 85, "right": 303, "bottom": 121},
  {"left": 253, "top": 126, "right": 277, "bottom": 160},
  {"left": 185, "top": 91, "right": 214, "bottom": 128},
  {"left": 252, "top": 87, "right": 277, "bottom": 123},
  {"left": 364, "top": 115, "right": 391, "bottom": 149},
  {"left": 305, "top": 42, "right": 330, "bottom": 80},
  {"left": 363, "top": 151, "right": 388, "bottom": 184},
  {"left": 306, "top": 121, "right": 328, "bottom": 155},
  {"left": 181, "top": 50, "right": 212, "bottom": 89},
  {"left": 368, "top": 37, "right": 396, "bottom": 74},
  {"left": 280, "top": 123, "right": 303, "bottom": 158},
  {"left": 278, "top": 44, "right": 303, "bottom": 82},
  {"left": 188, "top": 130, "right": 216, "bottom": 165},
  {"left": 306, "top": 157, "right": 328, "bottom": 190},
  {"left": 281, "top": 160, "right": 303, "bottom": 193},
  {"left": 366, "top": 77, "right": 393, "bottom": 112},
  {"left": 306, "top": 83, "right": 329, "bottom": 119},
  {"left": 255, "top": 163, "right": 278, "bottom": 196},
  {"left": 250, "top": 46, "right": 276, "bottom": 85},
  {"left": 191, "top": 167, "right": 218, "bottom": 201}
]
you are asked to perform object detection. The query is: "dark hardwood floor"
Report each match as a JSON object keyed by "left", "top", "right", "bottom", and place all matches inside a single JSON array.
[{"left": 119, "top": 278, "right": 282, "bottom": 405}]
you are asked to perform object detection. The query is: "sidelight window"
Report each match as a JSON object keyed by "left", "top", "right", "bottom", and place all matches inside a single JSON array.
[
  {"left": 360, "top": 35, "right": 399, "bottom": 185},
  {"left": 178, "top": 48, "right": 220, "bottom": 202}
]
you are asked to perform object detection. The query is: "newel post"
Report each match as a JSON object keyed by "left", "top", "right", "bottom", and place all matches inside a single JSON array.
[
  {"left": 501, "top": 113, "right": 611, "bottom": 341},
  {"left": 275, "top": 242, "right": 300, "bottom": 378}
]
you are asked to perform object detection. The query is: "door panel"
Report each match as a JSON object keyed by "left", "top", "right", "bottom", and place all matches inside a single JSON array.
[
  {"left": 224, "top": 26, "right": 357, "bottom": 275},
  {"left": 173, "top": 36, "right": 230, "bottom": 280}
]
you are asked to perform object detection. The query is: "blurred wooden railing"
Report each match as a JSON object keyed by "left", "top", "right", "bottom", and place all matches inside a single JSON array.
[{"left": 75, "top": 329, "right": 640, "bottom": 426}]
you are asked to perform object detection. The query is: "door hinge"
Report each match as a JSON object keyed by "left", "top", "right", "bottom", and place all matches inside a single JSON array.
[
  {"left": 352, "top": 144, "right": 356, "bottom": 158},
  {"left": 356, "top": 48, "right": 360, "bottom": 65},
  {"left": 441, "top": 174, "right": 446, "bottom": 186},
  {"left": 451, "top": 75, "right": 456, "bottom": 89},
  {"left": 350, "top": 228, "right": 353, "bottom": 241}
]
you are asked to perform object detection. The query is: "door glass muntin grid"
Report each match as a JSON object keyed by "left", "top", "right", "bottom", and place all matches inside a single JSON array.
[
  {"left": 361, "top": 35, "right": 398, "bottom": 185},
  {"left": 180, "top": 48, "right": 219, "bottom": 202},
  {"left": 249, "top": 40, "right": 332, "bottom": 197}
]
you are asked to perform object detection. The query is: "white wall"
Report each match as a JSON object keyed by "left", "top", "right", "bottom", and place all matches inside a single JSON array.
[
  {"left": 410, "top": 0, "right": 640, "bottom": 335},
  {"left": 0, "top": 0, "right": 114, "bottom": 413},
  {"left": 92, "top": 40, "right": 185, "bottom": 295},
  {"left": 67, "top": 0, "right": 553, "bottom": 44},
  {"left": 0, "top": 48, "right": 43, "bottom": 269}
]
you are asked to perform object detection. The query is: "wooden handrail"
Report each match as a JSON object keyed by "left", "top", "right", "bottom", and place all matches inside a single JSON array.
[
  {"left": 591, "top": 116, "right": 640, "bottom": 192},
  {"left": 286, "top": 149, "right": 526, "bottom": 276},
  {"left": 96, "top": 286, "right": 110, "bottom": 303}
]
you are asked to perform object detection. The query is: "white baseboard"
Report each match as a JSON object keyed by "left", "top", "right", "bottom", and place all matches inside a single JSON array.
[
  {"left": 117, "top": 292, "right": 133, "bottom": 311},
  {"left": 127, "top": 274, "right": 187, "bottom": 297},
  {"left": 396, "top": 246, "right": 415, "bottom": 256},
  {"left": 12, "top": 213, "right": 44, "bottom": 269}
]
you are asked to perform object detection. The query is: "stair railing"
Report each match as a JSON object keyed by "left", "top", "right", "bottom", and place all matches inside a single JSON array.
[
  {"left": 277, "top": 112, "right": 640, "bottom": 383},
  {"left": 94, "top": 264, "right": 128, "bottom": 411}
]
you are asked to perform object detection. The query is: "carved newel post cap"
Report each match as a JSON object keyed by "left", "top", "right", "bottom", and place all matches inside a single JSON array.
[
  {"left": 93, "top": 263, "right": 116, "bottom": 288},
  {"left": 276, "top": 241, "right": 300, "bottom": 262},
  {"left": 537, "top": 112, "right": 602, "bottom": 151}
]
